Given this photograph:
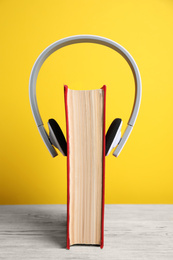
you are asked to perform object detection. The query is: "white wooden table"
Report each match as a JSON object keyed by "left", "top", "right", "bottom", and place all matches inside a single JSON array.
[{"left": 0, "top": 205, "right": 173, "bottom": 259}]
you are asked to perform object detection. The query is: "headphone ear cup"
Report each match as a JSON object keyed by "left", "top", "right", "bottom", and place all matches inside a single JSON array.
[
  {"left": 48, "top": 119, "right": 67, "bottom": 156},
  {"left": 106, "top": 118, "right": 122, "bottom": 156}
]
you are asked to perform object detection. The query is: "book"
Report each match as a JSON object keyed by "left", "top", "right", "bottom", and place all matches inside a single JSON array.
[{"left": 64, "top": 85, "right": 106, "bottom": 249}]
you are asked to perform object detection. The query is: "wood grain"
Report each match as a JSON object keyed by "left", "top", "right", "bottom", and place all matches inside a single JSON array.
[
  {"left": 0, "top": 205, "right": 173, "bottom": 259},
  {"left": 67, "top": 88, "right": 104, "bottom": 245}
]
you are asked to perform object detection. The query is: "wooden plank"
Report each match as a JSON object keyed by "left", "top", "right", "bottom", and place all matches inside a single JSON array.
[{"left": 0, "top": 205, "right": 173, "bottom": 259}]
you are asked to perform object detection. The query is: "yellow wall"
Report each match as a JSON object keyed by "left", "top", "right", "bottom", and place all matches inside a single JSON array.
[{"left": 0, "top": 0, "right": 173, "bottom": 204}]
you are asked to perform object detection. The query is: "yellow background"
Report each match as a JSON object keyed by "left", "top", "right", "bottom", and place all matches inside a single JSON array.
[{"left": 0, "top": 0, "right": 173, "bottom": 204}]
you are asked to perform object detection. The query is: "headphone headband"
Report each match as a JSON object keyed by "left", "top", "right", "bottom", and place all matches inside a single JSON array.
[{"left": 29, "top": 35, "right": 142, "bottom": 157}]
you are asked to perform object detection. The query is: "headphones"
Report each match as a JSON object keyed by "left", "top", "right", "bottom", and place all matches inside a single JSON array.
[{"left": 29, "top": 35, "right": 141, "bottom": 158}]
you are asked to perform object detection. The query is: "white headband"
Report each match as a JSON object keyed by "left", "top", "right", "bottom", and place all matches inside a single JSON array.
[{"left": 29, "top": 35, "right": 142, "bottom": 157}]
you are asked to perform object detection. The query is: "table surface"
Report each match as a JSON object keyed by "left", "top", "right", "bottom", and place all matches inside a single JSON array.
[{"left": 0, "top": 204, "right": 173, "bottom": 259}]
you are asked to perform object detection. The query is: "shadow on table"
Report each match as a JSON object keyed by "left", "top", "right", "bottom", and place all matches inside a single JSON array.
[{"left": 23, "top": 206, "right": 67, "bottom": 249}]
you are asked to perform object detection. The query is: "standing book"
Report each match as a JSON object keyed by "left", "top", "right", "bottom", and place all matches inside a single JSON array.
[{"left": 64, "top": 85, "right": 106, "bottom": 249}]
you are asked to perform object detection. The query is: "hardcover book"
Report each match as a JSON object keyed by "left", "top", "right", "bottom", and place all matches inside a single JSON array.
[{"left": 64, "top": 85, "right": 106, "bottom": 249}]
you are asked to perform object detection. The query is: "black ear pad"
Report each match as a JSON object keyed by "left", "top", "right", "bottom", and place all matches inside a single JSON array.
[
  {"left": 48, "top": 119, "right": 67, "bottom": 156},
  {"left": 105, "top": 118, "right": 122, "bottom": 156}
]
